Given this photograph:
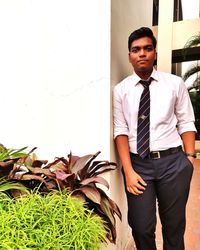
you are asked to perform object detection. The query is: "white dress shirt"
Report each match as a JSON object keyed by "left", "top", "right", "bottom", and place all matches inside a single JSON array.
[{"left": 113, "top": 68, "right": 196, "bottom": 153}]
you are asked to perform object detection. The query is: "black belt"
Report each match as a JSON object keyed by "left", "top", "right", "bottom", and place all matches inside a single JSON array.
[{"left": 131, "top": 146, "right": 182, "bottom": 159}]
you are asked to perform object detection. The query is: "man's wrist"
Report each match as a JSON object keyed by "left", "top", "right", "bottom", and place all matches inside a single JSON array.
[{"left": 185, "top": 153, "right": 196, "bottom": 158}]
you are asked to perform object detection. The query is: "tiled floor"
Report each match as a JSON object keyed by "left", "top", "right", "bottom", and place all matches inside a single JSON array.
[{"left": 185, "top": 158, "right": 200, "bottom": 250}]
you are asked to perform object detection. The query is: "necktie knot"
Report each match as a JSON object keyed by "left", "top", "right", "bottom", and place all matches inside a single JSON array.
[{"left": 139, "top": 78, "right": 152, "bottom": 88}]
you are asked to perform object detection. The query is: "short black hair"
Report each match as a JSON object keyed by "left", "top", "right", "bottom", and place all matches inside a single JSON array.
[{"left": 128, "top": 27, "right": 157, "bottom": 51}]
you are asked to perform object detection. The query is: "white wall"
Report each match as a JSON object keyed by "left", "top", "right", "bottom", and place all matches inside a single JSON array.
[
  {"left": 156, "top": 0, "right": 174, "bottom": 72},
  {"left": 0, "top": 0, "right": 111, "bottom": 161},
  {"left": 172, "top": 18, "right": 200, "bottom": 49},
  {"left": 0, "top": 2, "right": 125, "bottom": 249}
]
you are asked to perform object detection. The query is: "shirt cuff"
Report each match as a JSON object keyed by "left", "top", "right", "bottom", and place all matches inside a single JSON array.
[
  {"left": 177, "top": 122, "right": 197, "bottom": 135},
  {"left": 114, "top": 131, "right": 129, "bottom": 139}
]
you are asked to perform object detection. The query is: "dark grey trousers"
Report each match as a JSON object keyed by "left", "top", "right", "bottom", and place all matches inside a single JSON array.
[{"left": 124, "top": 150, "right": 193, "bottom": 250}]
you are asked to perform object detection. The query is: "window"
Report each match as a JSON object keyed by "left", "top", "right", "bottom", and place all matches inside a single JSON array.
[
  {"left": 173, "top": 0, "right": 183, "bottom": 22},
  {"left": 152, "top": 0, "right": 159, "bottom": 26},
  {"left": 152, "top": 0, "right": 200, "bottom": 25}
]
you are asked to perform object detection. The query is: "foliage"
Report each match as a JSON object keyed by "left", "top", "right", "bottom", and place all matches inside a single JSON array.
[
  {"left": 0, "top": 178, "right": 28, "bottom": 196},
  {"left": 183, "top": 64, "right": 200, "bottom": 91},
  {"left": 0, "top": 191, "right": 107, "bottom": 249},
  {"left": 182, "top": 33, "right": 200, "bottom": 91},
  {"left": 184, "top": 33, "right": 200, "bottom": 49},
  {"left": 189, "top": 91, "right": 200, "bottom": 116},
  {"left": 189, "top": 91, "right": 200, "bottom": 140},
  {"left": 182, "top": 33, "right": 200, "bottom": 140},
  {"left": 0, "top": 146, "right": 121, "bottom": 244},
  {"left": 0, "top": 144, "right": 28, "bottom": 161}
]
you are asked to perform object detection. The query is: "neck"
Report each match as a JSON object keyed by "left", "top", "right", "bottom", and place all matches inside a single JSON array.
[{"left": 135, "top": 68, "right": 153, "bottom": 80}]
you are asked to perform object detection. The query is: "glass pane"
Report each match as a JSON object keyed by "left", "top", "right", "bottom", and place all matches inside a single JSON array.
[
  {"left": 152, "top": 0, "right": 159, "bottom": 25},
  {"left": 153, "top": 0, "right": 200, "bottom": 25},
  {"left": 181, "top": 0, "right": 200, "bottom": 20},
  {"left": 174, "top": 0, "right": 200, "bottom": 22}
]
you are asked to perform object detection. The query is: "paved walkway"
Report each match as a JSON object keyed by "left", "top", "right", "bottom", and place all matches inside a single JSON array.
[
  {"left": 185, "top": 158, "right": 200, "bottom": 250},
  {"left": 156, "top": 158, "right": 200, "bottom": 250}
]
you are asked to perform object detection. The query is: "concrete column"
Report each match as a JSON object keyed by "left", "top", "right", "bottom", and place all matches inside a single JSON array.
[{"left": 157, "top": 0, "right": 174, "bottom": 72}]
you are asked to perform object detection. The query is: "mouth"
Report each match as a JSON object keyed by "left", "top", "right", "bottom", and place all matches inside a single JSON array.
[{"left": 138, "top": 60, "right": 148, "bottom": 63}]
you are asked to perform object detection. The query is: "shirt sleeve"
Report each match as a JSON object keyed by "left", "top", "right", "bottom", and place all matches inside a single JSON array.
[
  {"left": 113, "top": 85, "right": 129, "bottom": 139},
  {"left": 175, "top": 79, "right": 197, "bottom": 135}
]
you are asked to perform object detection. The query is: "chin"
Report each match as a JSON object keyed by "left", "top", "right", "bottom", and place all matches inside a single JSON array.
[{"left": 138, "top": 68, "right": 148, "bottom": 72}]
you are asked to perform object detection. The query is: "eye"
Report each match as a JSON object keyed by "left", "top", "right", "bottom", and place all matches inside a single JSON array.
[
  {"left": 145, "top": 46, "right": 154, "bottom": 52},
  {"left": 131, "top": 48, "right": 139, "bottom": 53}
]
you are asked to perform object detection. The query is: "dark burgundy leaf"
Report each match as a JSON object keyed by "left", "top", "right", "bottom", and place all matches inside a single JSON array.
[
  {"left": 31, "top": 160, "right": 48, "bottom": 168},
  {"left": 72, "top": 151, "right": 101, "bottom": 177},
  {"left": 80, "top": 176, "right": 109, "bottom": 189},
  {"left": 55, "top": 171, "right": 74, "bottom": 181},
  {"left": 87, "top": 162, "right": 117, "bottom": 177},
  {"left": 78, "top": 185, "right": 101, "bottom": 204},
  {"left": 26, "top": 166, "right": 53, "bottom": 176}
]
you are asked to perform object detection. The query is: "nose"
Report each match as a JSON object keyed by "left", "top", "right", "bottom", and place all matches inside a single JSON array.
[{"left": 139, "top": 49, "right": 146, "bottom": 56}]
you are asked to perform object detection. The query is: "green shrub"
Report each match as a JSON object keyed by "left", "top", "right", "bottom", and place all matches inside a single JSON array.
[
  {"left": 0, "top": 147, "right": 121, "bottom": 243},
  {"left": 0, "top": 191, "right": 107, "bottom": 250}
]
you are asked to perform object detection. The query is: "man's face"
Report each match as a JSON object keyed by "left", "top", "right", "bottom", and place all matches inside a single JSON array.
[{"left": 128, "top": 37, "right": 156, "bottom": 74}]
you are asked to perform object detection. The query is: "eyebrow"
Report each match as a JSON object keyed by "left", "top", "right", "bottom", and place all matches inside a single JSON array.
[{"left": 131, "top": 44, "right": 154, "bottom": 50}]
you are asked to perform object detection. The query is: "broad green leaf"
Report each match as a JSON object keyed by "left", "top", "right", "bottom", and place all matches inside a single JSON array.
[
  {"left": 0, "top": 182, "right": 27, "bottom": 193},
  {"left": 0, "top": 147, "right": 28, "bottom": 161}
]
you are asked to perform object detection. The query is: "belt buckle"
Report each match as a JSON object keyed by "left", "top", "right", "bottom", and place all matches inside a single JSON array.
[{"left": 152, "top": 151, "right": 161, "bottom": 159}]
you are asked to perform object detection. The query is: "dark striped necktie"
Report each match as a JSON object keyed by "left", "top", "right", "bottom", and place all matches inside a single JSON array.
[{"left": 137, "top": 78, "right": 152, "bottom": 159}]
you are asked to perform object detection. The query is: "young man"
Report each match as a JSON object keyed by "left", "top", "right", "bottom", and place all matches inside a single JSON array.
[{"left": 113, "top": 27, "right": 196, "bottom": 250}]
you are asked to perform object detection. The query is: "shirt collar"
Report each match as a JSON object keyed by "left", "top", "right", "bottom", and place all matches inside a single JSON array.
[{"left": 132, "top": 68, "right": 158, "bottom": 86}]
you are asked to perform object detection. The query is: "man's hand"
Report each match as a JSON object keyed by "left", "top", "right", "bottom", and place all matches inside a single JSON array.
[
  {"left": 187, "top": 156, "right": 195, "bottom": 165},
  {"left": 125, "top": 169, "right": 147, "bottom": 195}
]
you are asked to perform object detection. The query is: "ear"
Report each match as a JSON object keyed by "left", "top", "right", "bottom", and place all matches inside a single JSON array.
[
  {"left": 154, "top": 50, "right": 157, "bottom": 60},
  {"left": 128, "top": 52, "right": 131, "bottom": 63}
]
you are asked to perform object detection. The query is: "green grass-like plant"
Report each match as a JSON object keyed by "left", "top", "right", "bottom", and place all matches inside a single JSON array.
[{"left": 0, "top": 191, "right": 107, "bottom": 250}]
